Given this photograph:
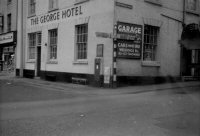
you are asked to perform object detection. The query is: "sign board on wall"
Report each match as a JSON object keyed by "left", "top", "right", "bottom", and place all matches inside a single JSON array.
[
  {"left": 116, "top": 22, "right": 142, "bottom": 59},
  {"left": 27, "top": 5, "right": 84, "bottom": 28},
  {"left": 104, "top": 67, "right": 111, "bottom": 84},
  {"left": 96, "top": 44, "right": 104, "bottom": 57},
  {"left": 0, "top": 32, "right": 16, "bottom": 45},
  {"left": 117, "top": 40, "right": 141, "bottom": 58}
]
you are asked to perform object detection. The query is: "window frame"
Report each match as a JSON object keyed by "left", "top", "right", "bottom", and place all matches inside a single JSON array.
[
  {"left": 28, "top": 33, "right": 36, "bottom": 60},
  {"left": 49, "top": 0, "right": 58, "bottom": 11},
  {"left": 75, "top": 24, "right": 88, "bottom": 60},
  {"left": 7, "top": 0, "right": 11, "bottom": 5},
  {"left": 37, "top": 32, "right": 42, "bottom": 46},
  {"left": 28, "top": 32, "right": 41, "bottom": 60},
  {"left": 7, "top": 14, "right": 11, "bottom": 32},
  {"left": 185, "top": 0, "right": 199, "bottom": 14},
  {"left": 0, "top": 16, "right": 3, "bottom": 33},
  {"left": 143, "top": 25, "right": 159, "bottom": 61},
  {"left": 29, "top": 0, "right": 36, "bottom": 16},
  {"left": 48, "top": 29, "right": 58, "bottom": 60}
]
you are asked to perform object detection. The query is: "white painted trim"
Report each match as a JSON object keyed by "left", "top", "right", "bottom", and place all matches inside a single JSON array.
[
  {"left": 142, "top": 17, "right": 163, "bottom": 27},
  {"left": 141, "top": 61, "right": 161, "bottom": 67}
]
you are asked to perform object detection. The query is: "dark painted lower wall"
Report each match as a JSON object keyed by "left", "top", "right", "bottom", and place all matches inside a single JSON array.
[
  {"left": 16, "top": 69, "right": 182, "bottom": 87},
  {"left": 16, "top": 69, "right": 34, "bottom": 78},
  {"left": 117, "top": 76, "right": 182, "bottom": 87},
  {"left": 16, "top": 69, "right": 20, "bottom": 76}
]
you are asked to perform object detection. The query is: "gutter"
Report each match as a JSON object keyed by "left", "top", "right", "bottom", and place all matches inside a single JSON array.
[{"left": 182, "top": 0, "right": 186, "bottom": 27}]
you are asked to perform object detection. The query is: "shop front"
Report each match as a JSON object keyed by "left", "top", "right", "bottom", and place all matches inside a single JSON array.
[{"left": 0, "top": 31, "right": 17, "bottom": 71}]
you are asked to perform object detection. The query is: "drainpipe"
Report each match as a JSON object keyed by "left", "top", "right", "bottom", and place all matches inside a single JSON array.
[
  {"left": 180, "top": 0, "right": 186, "bottom": 78},
  {"left": 182, "top": 0, "right": 186, "bottom": 27},
  {"left": 112, "top": 0, "right": 117, "bottom": 88},
  {"left": 17, "top": 0, "right": 24, "bottom": 77},
  {"left": 14, "top": 0, "right": 18, "bottom": 75}
]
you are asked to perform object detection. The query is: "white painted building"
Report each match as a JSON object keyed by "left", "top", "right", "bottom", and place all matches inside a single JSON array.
[
  {"left": 16, "top": 0, "right": 200, "bottom": 87},
  {"left": 0, "top": 0, "right": 17, "bottom": 71}
]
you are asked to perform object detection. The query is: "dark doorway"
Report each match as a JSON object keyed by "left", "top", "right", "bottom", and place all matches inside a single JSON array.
[
  {"left": 37, "top": 46, "right": 41, "bottom": 76},
  {"left": 181, "top": 48, "right": 200, "bottom": 77}
]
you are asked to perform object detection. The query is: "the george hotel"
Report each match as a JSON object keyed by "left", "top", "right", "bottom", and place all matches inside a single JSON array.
[{"left": 15, "top": 0, "right": 200, "bottom": 87}]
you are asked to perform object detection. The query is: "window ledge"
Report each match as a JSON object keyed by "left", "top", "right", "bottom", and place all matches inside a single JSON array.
[
  {"left": 186, "top": 10, "right": 200, "bottom": 16},
  {"left": 26, "top": 60, "right": 36, "bottom": 63},
  {"left": 74, "top": 0, "right": 90, "bottom": 5},
  {"left": 48, "top": 8, "right": 59, "bottom": 13},
  {"left": 73, "top": 60, "right": 88, "bottom": 65},
  {"left": 141, "top": 61, "right": 161, "bottom": 67},
  {"left": 47, "top": 60, "right": 58, "bottom": 64},
  {"left": 27, "top": 14, "right": 36, "bottom": 18},
  {"left": 144, "top": 0, "right": 162, "bottom": 6}
]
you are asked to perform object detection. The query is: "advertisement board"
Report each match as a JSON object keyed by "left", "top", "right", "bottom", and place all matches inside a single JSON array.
[
  {"left": 116, "top": 22, "right": 142, "bottom": 59},
  {"left": 0, "top": 32, "right": 16, "bottom": 45},
  {"left": 117, "top": 40, "right": 141, "bottom": 58}
]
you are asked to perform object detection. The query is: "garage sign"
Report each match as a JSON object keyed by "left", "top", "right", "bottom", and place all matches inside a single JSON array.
[{"left": 116, "top": 22, "right": 142, "bottom": 58}]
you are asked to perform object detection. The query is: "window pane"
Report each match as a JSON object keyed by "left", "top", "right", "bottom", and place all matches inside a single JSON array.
[
  {"left": 37, "top": 33, "right": 42, "bottom": 45},
  {"left": 76, "top": 24, "right": 88, "bottom": 59},
  {"left": 49, "top": 0, "right": 57, "bottom": 10},
  {"left": 143, "top": 25, "right": 159, "bottom": 61},
  {"left": 49, "top": 29, "right": 57, "bottom": 59},
  {"left": 29, "top": 33, "right": 36, "bottom": 59},
  {"left": 187, "top": 0, "right": 196, "bottom": 10}
]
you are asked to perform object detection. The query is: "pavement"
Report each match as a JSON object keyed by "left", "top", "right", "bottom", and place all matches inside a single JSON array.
[{"left": 0, "top": 70, "right": 200, "bottom": 96}]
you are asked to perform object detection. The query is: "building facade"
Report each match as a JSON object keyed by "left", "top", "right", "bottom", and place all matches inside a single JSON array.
[
  {"left": 0, "top": 0, "right": 17, "bottom": 71},
  {"left": 16, "top": 0, "right": 200, "bottom": 87}
]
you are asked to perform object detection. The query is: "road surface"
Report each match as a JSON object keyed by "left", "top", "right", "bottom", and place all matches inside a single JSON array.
[{"left": 0, "top": 77, "right": 200, "bottom": 136}]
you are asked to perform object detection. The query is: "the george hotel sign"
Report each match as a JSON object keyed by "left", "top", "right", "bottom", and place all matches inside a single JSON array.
[{"left": 27, "top": 5, "right": 84, "bottom": 28}]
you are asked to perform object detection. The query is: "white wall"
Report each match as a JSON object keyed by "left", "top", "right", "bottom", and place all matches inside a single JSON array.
[
  {"left": 23, "top": 0, "right": 114, "bottom": 75},
  {"left": 115, "top": 0, "right": 187, "bottom": 77}
]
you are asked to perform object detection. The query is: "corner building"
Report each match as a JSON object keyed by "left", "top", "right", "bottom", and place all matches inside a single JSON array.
[{"left": 16, "top": 0, "right": 200, "bottom": 87}]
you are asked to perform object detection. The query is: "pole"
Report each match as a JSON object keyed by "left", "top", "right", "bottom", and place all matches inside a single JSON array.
[
  {"left": 17, "top": 0, "right": 24, "bottom": 77},
  {"left": 182, "top": 0, "right": 186, "bottom": 27},
  {"left": 180, "top": 0, "right": 186, "bottom": 77},
  {"left": 112, "top": 0, "right": 117, "bottom": 88}
]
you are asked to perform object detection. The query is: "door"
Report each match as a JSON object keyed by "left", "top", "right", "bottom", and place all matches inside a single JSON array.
[
  {"left": 94, "top": 58, "right": 102, "bottom": 86},
  {"left": 37, "top": 46, "right": 41, "bottom": 76},
  {"left": 191, "top": 50, "right": 200, "bottom": 76}
]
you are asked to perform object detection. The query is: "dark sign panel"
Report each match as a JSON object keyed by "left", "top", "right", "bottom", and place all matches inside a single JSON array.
[
  {"left": 117, "top": 40, "right": 141, "bottom": 58},
  {"left": 116, "top": 22, "right": 142, "bottom": 58},
  {"left": 96, "top": 44, "right": 104, "bottom": 57},
  {"left": 0, "top": 31, "right": 17, "bottom": 46}
]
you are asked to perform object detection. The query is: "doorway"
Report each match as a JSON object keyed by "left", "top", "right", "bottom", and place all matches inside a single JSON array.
[
  {"left": 182, "top": 48, "right": 200, "bottom": 77},
  {"left": 36, "top": 46, "right": 41, "bottom": 77}
]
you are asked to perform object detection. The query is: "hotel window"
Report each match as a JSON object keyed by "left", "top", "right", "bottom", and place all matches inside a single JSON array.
[
  {"left": 29, "top": 0, "right": 36, "bottom": 16},
  {"left": 75, "top": 24, "right": 88, "bottom": 60},
  {"left": 7, "top": 0, "right": 11, "bottom": 5},
  {"left": 37, "top": 33, "right": 42, "bottom": 45},
  {"left": 0, "top": 16, "right": 3, "bottom": 33},
  {"left": 28, "top": 33, "right": 36, "bottom": 59},
  {"left": 7, "top": 14, "right": 11, "bottom": 32},
  {"left": 186, "top": 0, "right": 198, "bottom": 11},
  {"left": 143, "top": 25, "right": 159, "bottom": 61},
  {"left": 49, "top": 0, "right": 58, "bottom": 11},
  {"left": 49, "top": 29, "right": 57, "bottom": 60}
]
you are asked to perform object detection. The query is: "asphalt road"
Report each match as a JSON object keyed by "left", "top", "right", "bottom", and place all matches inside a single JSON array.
[{"left": 0, "top": 78, "right": 200, "bottom": 136}]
